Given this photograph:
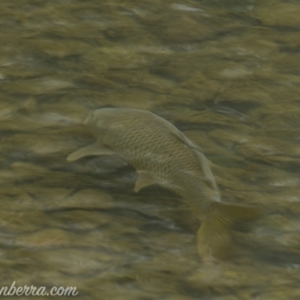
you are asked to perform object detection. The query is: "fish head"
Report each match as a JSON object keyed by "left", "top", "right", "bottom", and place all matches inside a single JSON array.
[
  {"left": 84, "top": 111, "right": 97, "bottom": 125},
  {"left": 84, "top": 108, "right": 119, "bottom": 127}
]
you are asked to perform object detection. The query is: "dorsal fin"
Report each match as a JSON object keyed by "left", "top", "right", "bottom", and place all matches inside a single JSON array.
[
  {"left": 154, "top": 115, "right": 202, "bottom": 149},
  {"left": 193, "top": 150, "right": 218, "bottom": 191},
  {"left": 156, "top": 115, "right": 218, "bottom": 190}
]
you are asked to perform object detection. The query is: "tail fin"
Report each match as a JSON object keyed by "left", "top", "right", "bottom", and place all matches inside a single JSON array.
[{"left": 197, "top": 202, "right": 261, "bottom": 262}]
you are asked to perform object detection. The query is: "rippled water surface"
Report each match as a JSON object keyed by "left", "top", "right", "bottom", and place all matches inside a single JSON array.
[{"left": 1, "top": 0, "right": 300, "bottom": 299}]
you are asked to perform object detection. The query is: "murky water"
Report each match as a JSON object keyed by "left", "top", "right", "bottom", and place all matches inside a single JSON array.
[{"left": 1, "top": 0, "right": 300, "bottom": 299}]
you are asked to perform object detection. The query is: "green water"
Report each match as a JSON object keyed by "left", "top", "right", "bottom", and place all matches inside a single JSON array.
[{"left": 0, "top": 0, "right": 300, "bottom": 299}]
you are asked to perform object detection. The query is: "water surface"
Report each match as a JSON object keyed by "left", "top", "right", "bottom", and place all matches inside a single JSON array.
[{"left": 1, "top": 0, "right": 300, "bottom": 299}]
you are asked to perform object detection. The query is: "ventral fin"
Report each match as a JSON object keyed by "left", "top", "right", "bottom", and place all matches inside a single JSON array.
[
  {"left": 134, "top": 171, "right": 158, "bottom": 193},
  {"left": 67, "top": 143, "right": 114, "bottom": 162}
]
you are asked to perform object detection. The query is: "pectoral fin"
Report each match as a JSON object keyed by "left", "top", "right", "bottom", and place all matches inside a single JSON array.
[
  {"left": 67, "top": 143, "right": 114, "bottom": 162},
  {"left": 134, "top": 171, "right": 158, "bottom": 192}
]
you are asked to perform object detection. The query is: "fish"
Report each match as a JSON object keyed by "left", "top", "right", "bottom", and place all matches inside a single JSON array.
[{"left": 67, "top": 108, "right": 260, "bottom": 262}]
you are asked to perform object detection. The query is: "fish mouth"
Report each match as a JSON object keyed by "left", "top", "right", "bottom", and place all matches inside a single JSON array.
[{"left": 84, "top": 117, "right": 89, "bottom": 125}]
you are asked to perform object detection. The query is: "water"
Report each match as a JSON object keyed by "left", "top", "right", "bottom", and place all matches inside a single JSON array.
[{"left": 1, "top": 0, "right": 300, "bottom": 299}]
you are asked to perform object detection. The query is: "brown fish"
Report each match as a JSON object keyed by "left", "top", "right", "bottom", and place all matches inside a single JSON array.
[{"left": 68, "top": 108, "right": 260, "bottom": 262}]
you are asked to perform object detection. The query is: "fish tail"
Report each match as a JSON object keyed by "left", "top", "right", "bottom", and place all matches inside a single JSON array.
[{"left": 197, "top": 202, "right": 261, "bottom": 262}]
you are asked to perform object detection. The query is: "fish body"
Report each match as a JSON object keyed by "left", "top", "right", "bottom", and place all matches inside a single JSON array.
[{"left": 68, "top": 108, "right": 260, "bottom": 261}]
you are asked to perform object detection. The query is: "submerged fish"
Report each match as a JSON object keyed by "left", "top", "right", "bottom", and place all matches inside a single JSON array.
[{"left": 67, "top": 108, "right": 260, "bottom": 261}]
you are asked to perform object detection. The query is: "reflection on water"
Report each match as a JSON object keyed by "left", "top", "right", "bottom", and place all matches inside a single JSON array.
[{"left": 1, "top": 0, "right": 300, "bottom": 299}]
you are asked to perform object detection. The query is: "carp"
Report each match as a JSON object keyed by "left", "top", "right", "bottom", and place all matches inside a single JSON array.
[{"left": 68, "top": 108, "right": 260, "bottom": 261}]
